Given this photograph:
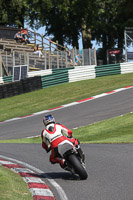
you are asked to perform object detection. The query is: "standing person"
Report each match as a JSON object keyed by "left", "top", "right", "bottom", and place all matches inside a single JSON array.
[
  {"left": 74, "top": 53, "right": 81, "bottom": 66},
  {"left": 66, "top": 48, "right": 72, "bottom": 65},
  {"left": 41, "top": 114, "right": 85, "bottom": 169}
]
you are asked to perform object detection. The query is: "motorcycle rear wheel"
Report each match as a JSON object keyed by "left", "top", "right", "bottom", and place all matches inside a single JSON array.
[{"left": 67, "top": 154, "right": 88, "bottom": 180}]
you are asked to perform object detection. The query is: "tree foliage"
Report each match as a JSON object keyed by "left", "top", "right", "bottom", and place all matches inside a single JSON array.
[
  {"left": 0, "top": 0, "right": 133, "bottom": 55},
  {"left": 0, "top": 0, "right": 29, "bottom": 27},
  {"left": 89, "top": 0, "right": 133, "bottom": 63}
]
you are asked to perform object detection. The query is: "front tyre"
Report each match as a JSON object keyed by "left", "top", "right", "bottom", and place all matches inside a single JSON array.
[{"left": 68, "top": 154, "right": 88, "bottom": 180}]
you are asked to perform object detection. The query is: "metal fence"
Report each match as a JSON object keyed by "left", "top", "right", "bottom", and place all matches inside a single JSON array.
[{"left": 1, "top": 48, "right": 96, "bottom": 76}]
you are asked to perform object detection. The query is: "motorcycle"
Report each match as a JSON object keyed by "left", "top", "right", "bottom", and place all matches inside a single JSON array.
[{"left": 58, "top": 140, "right": 88, "bottom": 180}]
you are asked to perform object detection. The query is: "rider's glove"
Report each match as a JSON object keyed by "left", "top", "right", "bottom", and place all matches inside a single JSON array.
[{"left": 46, "top": 147, "right": 51, "bottom": 153}]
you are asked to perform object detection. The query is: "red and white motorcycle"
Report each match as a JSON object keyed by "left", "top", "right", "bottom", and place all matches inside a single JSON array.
[{"left": 58, "top": 140, "right": 88, "bottom": 180}]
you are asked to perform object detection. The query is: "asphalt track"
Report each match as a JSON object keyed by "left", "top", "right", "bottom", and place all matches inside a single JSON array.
[{"left": 0, "top": 87, "right": 133, "bottom": 200}]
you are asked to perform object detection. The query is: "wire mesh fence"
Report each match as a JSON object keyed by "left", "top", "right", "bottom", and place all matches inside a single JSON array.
[{"left": 1, "top": 48, "right": 96, "bottom": 76}]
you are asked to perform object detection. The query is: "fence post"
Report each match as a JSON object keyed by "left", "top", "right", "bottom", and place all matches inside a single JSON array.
[
  {"left": 65, "top": 51, "right": 67, "bottom": 68},
  {"left": 57, "top": 51, "right": 59, "bottom": 68},
  {"left": 6, "top": 51, "right": 8, "bottom": 72},
  {"left": 44, "top": 51, "right": 47, "bottom": 70},
  {"left": 0, "top": 53, "right": 2, "bottom": 76},
  {"left": 89, "top": 48, "right": 91, "bottom": 65},
  {"left": 13, "top": 51, "right": 15, "bottom": 66},
  {"left": 48, "top": 51, "right": 51, "bottom": 69},
  {"left": 82, "top": 49, "right": 84, "bottom": 66},
  {"left": 124, "top": 29, "right": 128, "bottom": 62},
  {"left": 72, "top": 48, "right": 75, "bottom": 66},
  {"left": 94, "top": 47, "right": 97, "bottom": 65},
  {"left": 23, "top": 52, "right": 26, "bottom": 65},
  {"left": 27, "top": 53, "right": 29, "bottom": 71},
  {"left": 41, "top": 34, "right": 44, "bottom": 50}
]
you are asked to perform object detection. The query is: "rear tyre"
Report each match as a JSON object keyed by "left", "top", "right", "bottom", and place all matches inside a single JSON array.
[{"left": 68, "top": 154, "right": 88, "bottom": 180}]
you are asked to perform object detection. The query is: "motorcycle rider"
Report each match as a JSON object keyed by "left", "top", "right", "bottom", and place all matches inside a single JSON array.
[{"left": 41, "top": 114, "right": 85, "bottom": 169}]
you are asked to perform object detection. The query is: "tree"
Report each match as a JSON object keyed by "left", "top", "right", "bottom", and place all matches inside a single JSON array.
[
  {"left": 89, "top": 0, "right": 131, "bottom": 63},
  {"left": 27, "top": 0, "right": 89, "bottom": 48},
  {"left": 1, "top": 0, "right": 133, "bottom": 62},
  {"left": 0, "top": 0, "right": 28, "bottom": 27}
]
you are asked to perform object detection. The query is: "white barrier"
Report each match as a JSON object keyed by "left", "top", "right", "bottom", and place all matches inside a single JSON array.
[
  {"left": 27, "top": 62, "right": 133, "bottom": 84},
  {"left": 27, "top": 69, "right": 52, "bottom": 77},
  {"left": 68, "top": 65, "right": 96, "bottom": 83},
  {"left": 120, "top": 62, "right": 133, "bottom": 74},
  {"left": 0, "top": 77, "right": 4, "bottom": 84}
]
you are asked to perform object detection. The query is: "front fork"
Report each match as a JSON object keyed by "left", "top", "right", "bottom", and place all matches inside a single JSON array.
[{"left": 75, "top": 145, "right": 85, "bottom": 163}]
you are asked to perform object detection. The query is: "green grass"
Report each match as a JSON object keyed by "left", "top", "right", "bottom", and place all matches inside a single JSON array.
[
  {"left": 0, "top": 136, "right": 42, "bottom": 143},
  {"left": 0, "top": 73, "right": 133, "bottom": 121},
  {"left": 0, "top": 166, "right": 33, "bottom": 200},
  {"left": 72, "top": 112, "right": 133, "bottom": 143},
  {"left": 1, "top": 112, "right": 133, "bottom": 144}
]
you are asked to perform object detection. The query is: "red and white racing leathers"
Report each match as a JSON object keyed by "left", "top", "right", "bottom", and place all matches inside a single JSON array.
[{"left": 41, "top": 123, "right": 79, "bottom": 167}]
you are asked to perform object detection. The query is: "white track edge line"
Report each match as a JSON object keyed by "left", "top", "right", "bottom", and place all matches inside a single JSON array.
[{"left": 0, "top": 155, "right": 68, "bottom": 200}]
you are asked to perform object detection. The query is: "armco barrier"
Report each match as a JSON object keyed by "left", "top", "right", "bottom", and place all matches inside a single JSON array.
[
  {"left": 68, "top": 65, "right": 96, "bottom": 83},
  {"left": 27, "top": 67, "right": 74, "bottom": 78},
  {"left": 28, "top": 67, "right": 75, "bottom": 88},
  {"left": 52, "top": 67, "right": 74, "bottom": 73},
  {"left": 1, "top": 63, "right": 133, "bottom": 99},
  {"left": 0, "top": 77, "right": 4, "bottom": 84},
  {"left": 3, "top": 75, "right": 13, "bottom": 83},
  {"left": 95, "top": 63, "right": 121, "bottom": 77},
  {"left": 0, "top": 75, "right": 13, "bottom": 85},
  {"left": 41, "top": 67, "right": 74, "bottom": 88},
  {"left": 120, "top": 62, "right": 133, "bottom": 74},
  {"left": 27, "top": 69, "right": 52, "bottom": 77},
  {"left": 41, "top": 70, "right": 69, "bottom": 88}
]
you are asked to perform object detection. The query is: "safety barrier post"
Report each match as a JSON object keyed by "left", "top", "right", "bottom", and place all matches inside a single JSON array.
[
  {"left": 82, "top": 49, "right": 84, "bottom": 66},
  {"left": 89, "top": 48, "right": 91, "bottom": 65},
  {"left": 57, "top": 51, "right": 59, "bottom": 68},
  {"left": 44, "top": 51, "right": 47, "bottom": 70},
  {"left": 41, "top": 34, "right": 44, "bottom": 50},
  {"left": 94, "top": 48, "right": 97, "bottom": 66},
  {"left": 48, "top": 51, "right": 51, "bottom": 69},
  {"left": 0, "top": 53, "right": 2, "bottom": 76},
  {"left": 65, "top": 51, "right": 67, "bottom": 68}
]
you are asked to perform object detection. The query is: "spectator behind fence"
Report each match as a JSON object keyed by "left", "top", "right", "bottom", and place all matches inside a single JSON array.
[
  {"left": 21, "top": 29, "right": 30, "bottom": 44},
  {"left": 34, "top": 44, "right": 43, "bottom": 57},
  {"left": 14, "top": 31, "right": 23, "bottom": 43},
  {"left": 66, "top": 48, "right": 72, "bottom": 65},
  {"left": 74, "top": 53, "right": 81, "bottom": 66},
  {"left": 14, "top": 30, "right": 30, "bottom": 44}
]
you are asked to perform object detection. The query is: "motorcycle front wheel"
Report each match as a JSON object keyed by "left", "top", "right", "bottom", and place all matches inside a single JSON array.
[{"left": 67, "top": 154, "right": 88, "bottom": 180}]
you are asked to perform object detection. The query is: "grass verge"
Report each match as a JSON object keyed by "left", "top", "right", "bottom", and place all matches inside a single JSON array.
[
  {"left": 72, "top": 112, "right": 133, "bottom": 143},
  {"left": 0, "top": 166, "right": 32, "bottom": 200},
  {"left": 0, "top": 113, "right": 133, "bottom": 144}
]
